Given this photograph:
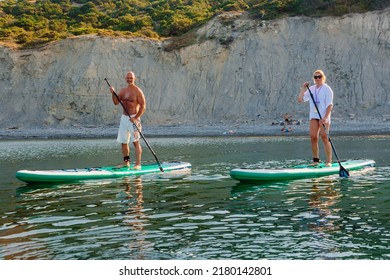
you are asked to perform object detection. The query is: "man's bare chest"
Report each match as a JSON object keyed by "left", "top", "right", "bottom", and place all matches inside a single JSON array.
[{"left": 121, "top": 91, "right": 137, "bottom": 103}]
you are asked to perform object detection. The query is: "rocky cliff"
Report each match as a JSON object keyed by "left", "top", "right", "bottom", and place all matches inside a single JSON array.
[{"left": 0, "top": 9, "right": 389, "bottom": 129}]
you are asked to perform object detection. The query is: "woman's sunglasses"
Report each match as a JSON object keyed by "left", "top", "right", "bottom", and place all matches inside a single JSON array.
[{"left": 314, "top": 75, "right": 322, "bottom": 79}]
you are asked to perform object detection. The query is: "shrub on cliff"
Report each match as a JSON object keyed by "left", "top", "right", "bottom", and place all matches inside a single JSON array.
[{"left": 0, "top": 0, "right": 388, "bottom": 48}]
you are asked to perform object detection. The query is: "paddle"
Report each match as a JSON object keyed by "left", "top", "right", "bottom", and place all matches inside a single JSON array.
[
  {"left": 306, "top": 85, "right": 349, "bottom": 177},
  {"left": 104, "top": 78, "right": 164, "bottom": 172}
]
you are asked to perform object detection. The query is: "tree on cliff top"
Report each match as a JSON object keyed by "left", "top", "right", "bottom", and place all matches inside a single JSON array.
[{"left": 0, "top": 0, "right": 388, "bottom": 48}]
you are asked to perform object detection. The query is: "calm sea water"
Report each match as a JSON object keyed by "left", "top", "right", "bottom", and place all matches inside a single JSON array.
[{"left": 0, "top": 135, "right": 389, "bottom": 260}]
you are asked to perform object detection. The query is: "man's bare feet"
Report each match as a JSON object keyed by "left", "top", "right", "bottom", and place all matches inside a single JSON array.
[{"left": 132, "top": 165, "right": 141, "bottom": 170}]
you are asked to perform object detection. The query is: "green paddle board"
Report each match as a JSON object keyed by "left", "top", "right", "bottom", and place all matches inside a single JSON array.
[
  {"left": 16, "top": 161, "right": 191, "bottom": 184},
  {"left": 230, "top": 159, "right": 375, "bottom": 182}
]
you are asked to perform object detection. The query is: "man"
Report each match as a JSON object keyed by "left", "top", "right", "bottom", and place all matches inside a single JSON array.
[
  {"left": 109, "top": 71, "right": 146, "bottom": 169},
  {"left": 298, "top": 69, "right": 334, "bottom": 166}
]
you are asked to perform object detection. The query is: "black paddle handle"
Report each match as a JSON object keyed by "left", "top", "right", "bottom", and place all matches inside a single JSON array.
[
  {"left": 306, "top": 85, "right": 326, "bottom": 122},
  {"left": 105, "top": 78, "right": 164, "bottom": 172},
  {"left": 105, "top": 78, "right": 132, "bottom": 117}
]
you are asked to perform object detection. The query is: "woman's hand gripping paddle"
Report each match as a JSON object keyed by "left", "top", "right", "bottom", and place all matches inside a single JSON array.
[
  {"left": 306, "top": 85, "right": 349, "bottom": 177},
  {"left": 105, "top": 78, "right": 164, "bottom": 172}
]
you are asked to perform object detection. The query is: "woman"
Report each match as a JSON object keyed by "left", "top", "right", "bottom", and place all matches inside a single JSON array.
[{"left": 298, "top": 70, "right": 334, "bottom": 166}]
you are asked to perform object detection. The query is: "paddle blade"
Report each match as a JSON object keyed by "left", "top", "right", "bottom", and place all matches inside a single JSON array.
[
  {"left": 339, "top": 165, "right": 350, "bottom": 178},
  {"left": 159, "top": 166, "right": 164, "bottom": 172}
]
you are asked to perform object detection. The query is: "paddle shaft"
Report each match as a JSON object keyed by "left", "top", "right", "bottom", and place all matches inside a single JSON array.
[
  {"left": 306, "top": 85, "right": 346, "bottom": 169},
  {"left": 105, "top": 78, "right": 164, "bottom": 172}
]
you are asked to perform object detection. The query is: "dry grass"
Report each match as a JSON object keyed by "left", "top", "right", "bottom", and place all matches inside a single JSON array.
[{"left": 163, "top": 28, "right": 199, "bottom": 52}]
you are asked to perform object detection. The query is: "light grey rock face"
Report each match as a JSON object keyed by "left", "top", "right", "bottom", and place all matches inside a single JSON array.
[{"left": 0, "top": 9, "right": 389, "bottom": 128}]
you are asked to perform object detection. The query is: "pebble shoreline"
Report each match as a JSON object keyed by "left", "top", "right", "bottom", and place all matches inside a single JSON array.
[{"left": 1, "top": 119, "right": 389, "bottom": 140}]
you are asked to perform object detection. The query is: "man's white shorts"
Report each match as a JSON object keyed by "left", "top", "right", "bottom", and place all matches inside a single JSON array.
[{"left": 116, "top": 114, "right": 141, "bottom": 144}]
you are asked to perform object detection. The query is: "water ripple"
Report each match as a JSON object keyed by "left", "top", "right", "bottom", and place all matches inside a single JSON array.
[{"left": 1, "top": 137, "right": 390, "bottom": 259}]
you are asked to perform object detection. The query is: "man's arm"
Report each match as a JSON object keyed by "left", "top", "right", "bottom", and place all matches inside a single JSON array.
[
  {"left": 133, "top": 89, "right": 146, "bottom": 121},
  {"left": 136, "top": 90, "right": 146, "bottom": 118},
  {"left": 110, "top": 87, "right": 120, "bottom": 105}
]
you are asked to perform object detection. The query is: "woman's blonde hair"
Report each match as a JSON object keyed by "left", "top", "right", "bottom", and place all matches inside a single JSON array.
[{"left": 313, "top": 69, "right": 326, "bottom": 83}]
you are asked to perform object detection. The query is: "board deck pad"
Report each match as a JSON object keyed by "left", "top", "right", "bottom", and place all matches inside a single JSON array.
[
  {"left": 16, "top": 161, "right": 191, "bottom": 183},
  {"left": 230, "top": 159, "right": 375, "bottom": 182}
]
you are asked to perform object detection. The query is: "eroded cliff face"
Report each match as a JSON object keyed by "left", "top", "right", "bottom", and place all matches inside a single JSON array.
[{"left": 0, "top": 9, "right": 389, "bottom": 129}]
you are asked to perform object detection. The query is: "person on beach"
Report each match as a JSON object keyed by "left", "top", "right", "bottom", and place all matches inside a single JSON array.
[
  {"left": 298, "top": 70, "right": 334, "bottom": 166},
  {"left": 281, "top": 113, "right": 292, "bottom": 132},
  {"left": 109, "top": 71, "right": 146, "bottom": 169},
  {"left": 283, "top": 113, "right": 292, "bottom": 125}
]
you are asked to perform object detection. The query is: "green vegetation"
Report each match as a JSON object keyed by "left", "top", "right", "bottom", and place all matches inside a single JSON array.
[{"left": 0, "top": 0, "right": 388, "bottom": 48}]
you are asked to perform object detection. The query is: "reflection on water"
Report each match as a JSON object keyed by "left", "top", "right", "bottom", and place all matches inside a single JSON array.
[
  {"left": 308, "top": 179, "right": 340, "bottom": 233},
  {"left": 119, "top": 177, "right": 149, "bottom": 260},
  {"left": 0, "top": 136, "right": 390, "bottom": 259}
]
